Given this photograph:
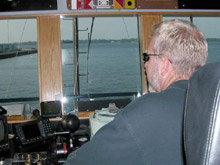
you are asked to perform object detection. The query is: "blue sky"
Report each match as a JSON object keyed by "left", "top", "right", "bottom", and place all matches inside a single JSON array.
[
  {"left": 163, "top": 16, "right": 220, "bottom": 39},
  {"left": 0, "top": 16, "right": 220, "bottom": 43},
  {"left": 61, "top": 17, "right": 139, "bottom": 40}
]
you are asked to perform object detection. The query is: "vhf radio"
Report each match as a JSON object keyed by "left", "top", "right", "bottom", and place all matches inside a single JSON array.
[{"left": 15, "top": 118, "right": 53, "bottom": 145}]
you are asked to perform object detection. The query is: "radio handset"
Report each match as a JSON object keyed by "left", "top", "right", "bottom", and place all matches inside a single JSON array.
[
  {"left": 32, "top": 109, "right": 54, "bottom": 136},
  {"left": 32, "top": 109, "right": 41, "bottom": 119}
]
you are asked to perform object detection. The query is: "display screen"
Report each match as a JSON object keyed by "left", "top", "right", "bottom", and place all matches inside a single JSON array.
[
  {"left": 22, "top": 124, "right": 41, "bottom": 139},
  {"left": 179, "top": 0, "right": 220, "bottom": 9},
  {"left": 0, "top": 0, "right": 57, "bottom": 12},
  {"left": 0, "top": 120, "right": 4, "bottom": 141},
  {"left": 41, "top": 101, "right": 62, "bottom": 117}
]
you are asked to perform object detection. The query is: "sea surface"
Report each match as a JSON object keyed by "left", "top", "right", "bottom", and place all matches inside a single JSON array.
[{"left": 0, "top": 40, "right": 219, "bottom": 111}]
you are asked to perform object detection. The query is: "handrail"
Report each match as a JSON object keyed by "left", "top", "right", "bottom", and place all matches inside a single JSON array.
[
  {"left": 65, "top": 92, "right": 138, "bottom": 99},
  {"left": 0, "top": 97, "right": 39, "bottom": 103},
  {"left": 0, "top": 92, "right": 138, "bottom": 103},
  {"left": 1, "top": 9, "right": 220, "bottom": 18}
]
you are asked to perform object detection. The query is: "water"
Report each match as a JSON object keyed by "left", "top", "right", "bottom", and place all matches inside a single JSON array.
[
  {"left": 62, "top": 42, "right": 141, "bottom": 96},
  {"left": 0, "top": 40, "right": 220, "bottom": 110},
  {"left": 207, "top": 40, "right": 220, "bottom": 63}
]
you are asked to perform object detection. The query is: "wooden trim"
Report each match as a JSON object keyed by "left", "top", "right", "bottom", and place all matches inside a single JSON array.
[
  {"left": 7, "top": 111, "right": 95, "bottom": 123},
  {"left": 37, "top": 16, "right": 63, "bottom": 104},
  {"left": 139, "top": 14, "right": 162, "bottom": 93}
]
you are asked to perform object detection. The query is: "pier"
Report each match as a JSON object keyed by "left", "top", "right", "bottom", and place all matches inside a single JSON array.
[{"left": 0, "top": 49, "right": 37, "bottom": 59}]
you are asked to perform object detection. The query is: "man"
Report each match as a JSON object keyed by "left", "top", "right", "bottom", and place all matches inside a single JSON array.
[{"left": 65, "top": 19, "right": 208, "bottom": 165}]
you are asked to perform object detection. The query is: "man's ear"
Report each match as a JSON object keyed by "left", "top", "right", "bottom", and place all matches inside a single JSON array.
[{"left": 160, "top": 55, "right": 171, "bottom": 77}]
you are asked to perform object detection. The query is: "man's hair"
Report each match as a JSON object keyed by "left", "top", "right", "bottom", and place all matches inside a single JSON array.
[{"left": 151, "top": 19, "right": 208, "bottom": 77}]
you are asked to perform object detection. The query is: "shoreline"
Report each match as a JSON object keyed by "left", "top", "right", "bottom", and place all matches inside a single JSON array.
[{"left": 0, "top": 49, "right": 37, "bottom": 60}]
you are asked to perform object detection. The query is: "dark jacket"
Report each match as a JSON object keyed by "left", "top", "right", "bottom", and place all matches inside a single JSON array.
[{"left": 65, "top": 80, "right": 188, "bottom": 165}]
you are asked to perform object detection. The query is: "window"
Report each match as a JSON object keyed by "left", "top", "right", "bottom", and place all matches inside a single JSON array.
[
  {"left": 193, "top": 17, "right": 220, "bottom": 64},
  {"left": 61, "top": 16, "right": 141, "bottom": 113},
  {"left": 163, "top": 16, "right": 220, "bottom": 64},
  {"left": 0, "top": 18, "right": 39, "bottom": 108}
]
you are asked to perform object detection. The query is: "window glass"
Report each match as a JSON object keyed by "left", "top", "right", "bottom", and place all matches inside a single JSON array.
[
  {"left": 61, "top": 17, "right": 141, "bottom": 113},
  {"left": 193, "top": 17, "right": 220, "bottom": 63},
  {"left": 163, "top": 16, "right": 220, "bottom": 64},
  {"left": 0, "top": 19, "right": 39, "bottom": 108}
]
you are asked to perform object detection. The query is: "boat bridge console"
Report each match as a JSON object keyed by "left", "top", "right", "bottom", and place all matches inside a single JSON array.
[
  {"left": 0, "top": 100, "right": 127, "bottom": 164},
  {"left": 0, "top": 103, "right": 88, "bottom": 164},
  {"left": 1, "top": 0, "right": 220, "bottom": 164}
]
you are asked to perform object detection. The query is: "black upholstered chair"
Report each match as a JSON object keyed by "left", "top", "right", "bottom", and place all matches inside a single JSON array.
[{"left": 184, "top": 62, "right": 220, "bottom": 165}]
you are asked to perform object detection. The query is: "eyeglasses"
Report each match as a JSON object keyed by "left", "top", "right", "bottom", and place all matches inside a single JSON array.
[{"left": 142, "top": 52, "right": 162, "bottom": 62}]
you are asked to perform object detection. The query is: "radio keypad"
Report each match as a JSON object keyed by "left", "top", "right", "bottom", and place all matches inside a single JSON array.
[{"left": 42, "top": 119, "right": 53, "bottom": 134}]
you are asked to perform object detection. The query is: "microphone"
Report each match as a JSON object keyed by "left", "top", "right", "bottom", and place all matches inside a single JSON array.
[{"left": 32, "top": 109, "right": 41, "bottom": 119}]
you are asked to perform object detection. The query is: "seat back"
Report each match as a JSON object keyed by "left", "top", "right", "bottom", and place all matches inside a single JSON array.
[{"left": 184, "top": 62, "right": 220, "bottom": 165}]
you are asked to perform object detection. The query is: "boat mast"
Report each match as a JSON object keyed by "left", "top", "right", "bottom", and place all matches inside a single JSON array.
[
  {"left": 86, "top": 17, "right": 95, "bottom": 83},
  {"left": 73, "top": 17, "right": 80, "bottom": 110}
]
